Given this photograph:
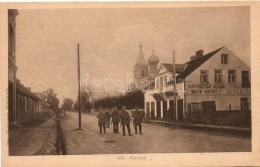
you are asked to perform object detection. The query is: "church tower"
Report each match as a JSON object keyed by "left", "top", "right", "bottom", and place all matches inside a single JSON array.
[
  {"left": 147, "top": 49, "right": 159, "bottom": 79},
  {"left": 134, "top": 42, "right": 148, "bottom": 81}
]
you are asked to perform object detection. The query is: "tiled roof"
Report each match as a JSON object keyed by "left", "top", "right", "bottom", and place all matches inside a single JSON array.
[
  {"left": 177, "top": 47, "right": 223, "bottom": 80},
  {"left": 16, "top": 80, "right": 40, "bottom": 100}
]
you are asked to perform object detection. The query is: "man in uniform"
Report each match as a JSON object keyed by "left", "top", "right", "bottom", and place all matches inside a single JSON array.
[
  {"left": 120, "top": 106, "right": 132, "bottom": 136},
  {"left": 97, "top": 107, "right": 106, "bottom": 134},
  {"left": 105, "top": 108, "right": 111, "bottom": 128},
  {"left": 141, "top": 110, "right": 146, "bottom": 122},
  {"left": 133, "top": 108, "right": 143, "bottom": 134},
  {"left": 111, "top": 107, "right": 120, "bottom": 133}
]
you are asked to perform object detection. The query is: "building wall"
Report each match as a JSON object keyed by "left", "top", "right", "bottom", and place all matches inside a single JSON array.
[
  {"left": 8, "top": 10, "right": 18, "bottom": 123},
  {"left": 185, "top": 47, "right": 251, "bottom": 111},
  {"left": 17, "top": 93, "right": 40, "bottom": 121}
]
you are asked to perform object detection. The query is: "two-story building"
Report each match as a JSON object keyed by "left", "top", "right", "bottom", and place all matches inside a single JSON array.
[{"left": 145, "top": 46, "right": 251, "bottom": 126}]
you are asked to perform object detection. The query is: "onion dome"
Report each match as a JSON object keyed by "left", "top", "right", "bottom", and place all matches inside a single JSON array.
[{"left": 147, "top": 50, "right": 159, "bottom": 64}]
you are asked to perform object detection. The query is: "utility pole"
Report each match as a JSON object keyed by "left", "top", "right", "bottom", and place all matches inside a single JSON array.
[
  {"left": 173, "top": 50, "right": 178, "bottom": 124},
  {"left": 77, "top": 43, "right": 82, "bottom": 130}
]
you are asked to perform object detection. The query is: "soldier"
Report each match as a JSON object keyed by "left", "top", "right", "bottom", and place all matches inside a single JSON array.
[
  {"left": 97, "top": 108, "right": 106, "bottom": 134},
  {"left": 120, "top": 106, "right": 132, "bottom": 136},
  {"left": 141, "top": 110, "right": 146, "bottom": 122},
  {"left": 111, "top": 107, "right": 120, "bottom": 133},
  {"left": 133, "top": 108, "right": 143, "bottom": 134},
  {"left": 105, "top": 108, "right": 111, "bottom": 128}
]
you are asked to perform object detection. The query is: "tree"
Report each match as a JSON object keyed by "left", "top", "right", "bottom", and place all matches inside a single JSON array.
[
  {"left": 42, "top": 88, "right": 60, "bottom": 112},
  {"left": 73, "top": 90, "right": 93, "bottom": 113},
  {"left": 62, "top": 98, "right": 74, "bottom": 111},
  {"left": 94, "top": 89, "right": 144, "bottom": 110}
]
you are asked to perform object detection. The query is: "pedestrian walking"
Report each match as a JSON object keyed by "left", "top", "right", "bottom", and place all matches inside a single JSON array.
[
  {"left": 120, "top": 106, "right": 132, "bottom": 136},
  {"left": 97, "top": 108, "right": 106, "bottom": 134},
  {"left": 111, "top": 107, "right": 120, "bottom": 133},
  {"left": 133, "top": 108, "right": 143, "bottom": 134},
  {"left": 105, "top": 109, "right": 111, "bottom": 128}
]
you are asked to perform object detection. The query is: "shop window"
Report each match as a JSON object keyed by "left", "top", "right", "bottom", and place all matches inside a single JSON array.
[
  {"left": 200, "top": 70, "right": 208, "bottom": 83},
  {"left": 214, "top": 69, "right": 222, "bottom": 83},
  {"left": 242, "top": 71, "right": 250, "bottom": 88},
  {"left": 228, "top": 70, "right": 236, "bottom": 83},
  {"left": 240, "top": 98, "right": 249, "bottom": 111},
  {"left": 221, "top": 54, "right": 228, "bottom": 64}
]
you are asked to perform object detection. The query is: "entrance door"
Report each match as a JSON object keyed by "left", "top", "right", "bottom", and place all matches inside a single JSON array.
[
  {"left": 169, "top": 100, "right": 176, "bottom": 121},
  {"left": 202, "top": 101, "right": 216, "bottom": 123},
  {"left": 8, "top": 82, "right": 14, "bottom": 123},
  {"left": 177, "top": 99, "right": 183, "bottom": 121},
  {"left": 156, "top": 101, "right": 161, "bottom": 118},
  {"left": 151, "top": 102, "right": 155, "bottom": 119},
  {"left": 163, "top": 101, "right": 167, "bottom": 119}
]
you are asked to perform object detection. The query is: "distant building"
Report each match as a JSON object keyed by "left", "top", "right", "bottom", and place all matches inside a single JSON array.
[
  {"left": 34, "top": 92, "right": 44, "bottom": 112},
  {"left": 8, "top": 9, "right": 19, "bottom": 123},
  {"left": 16, "top": 79, "right": 40, "bottom": 120},
  {"left": 144, "top": 46, "right": 251, "bottom": 126},
  {"left": 133, "top": 42, "right": 160, "bottom": 90},
  {"left": 8, "top": 10, "right": 40, "bottom": 125}
]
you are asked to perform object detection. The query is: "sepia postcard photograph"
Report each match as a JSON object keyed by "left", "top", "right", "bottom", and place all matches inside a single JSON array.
[{"left": 1, "top": 2, "right": 260, "bottom": 167}]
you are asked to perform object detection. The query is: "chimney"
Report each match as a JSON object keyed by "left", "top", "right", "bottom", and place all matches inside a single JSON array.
[
  {"left": 190, "top": 55, "right": 196, "bottom": 61},
  {"left": 195, "top": 50, "right": 204, "bottom": 58}
]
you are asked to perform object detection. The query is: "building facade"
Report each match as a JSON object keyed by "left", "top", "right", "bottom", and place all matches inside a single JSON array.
[
  {"left": 8, "top": 9, "right": 40, "bottom": 125},
  {"left": 144, "top": 46, "right": 251, "bottom": 126},
  {"left": 16, "top": 79, "right": 40, "bottom": 120},
  {"left": 8, "top": 9, "right": 19, "bottom": 123}
]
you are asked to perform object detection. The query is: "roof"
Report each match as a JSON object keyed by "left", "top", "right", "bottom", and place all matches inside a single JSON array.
[
  {"left": 16, "top": 80, "right": 40, "bottom": 100},
  {"left": 161, "top": 63, "right": 186, "bottom": 73},
  {"left": 135, "top": 43, "right": 147, "bottom": 65},
  {"left": 177, "top": 47, "right": 223, "bottom": 80}
]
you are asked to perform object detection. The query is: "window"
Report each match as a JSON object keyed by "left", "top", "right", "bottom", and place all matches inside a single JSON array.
[
  {"left": 228, "top": 70, "right": 236, "bottom": 83},
  {"left": 214, "top": 69, "right": 222, "bottom": 83},
  {"left": 160, "top": 77, "right": 163, "bottom": 89},
  {"left": 200, "top": 70, "right": 208, "bottom": 83},
  {"left": 164, "top": 76, "right": 167, "bottom": 86},
  {"left": 242, "top": 71, "right": 250, "bottom": 88},
  {"left": 156, "top": 78, "right": 159, "bottom": 89},
  {"left": 240, "top": 98, "right": 249, "bottom": 111},
  {"left": 221, "top": 54, "right": 228, "bottom": 64}
]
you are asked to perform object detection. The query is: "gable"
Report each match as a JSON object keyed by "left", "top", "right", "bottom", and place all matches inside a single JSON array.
[{"left": 185, "top": 46, "right": 250, "bottom": 83}]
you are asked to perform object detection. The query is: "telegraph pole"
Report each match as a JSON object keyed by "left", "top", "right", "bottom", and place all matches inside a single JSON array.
[
  {"left": 173, "top": 50, "right": 178, "bottom": 124},
  {"left": 77, "top": 43, "right": 82, "bottom": 130}
]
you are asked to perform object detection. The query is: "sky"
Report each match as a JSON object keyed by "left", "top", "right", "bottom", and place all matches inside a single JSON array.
[{"left": 15, "top": 6, "right": 250, "bottom": 102}]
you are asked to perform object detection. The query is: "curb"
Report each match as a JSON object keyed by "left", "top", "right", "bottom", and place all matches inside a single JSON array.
[{"left": 147, "top": 121, "right": 251, "bottom": 136}]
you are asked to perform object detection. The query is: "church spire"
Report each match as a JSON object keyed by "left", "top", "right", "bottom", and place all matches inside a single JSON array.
[{"left": 135, "top": 41, "right": 147, "bottom": 65}]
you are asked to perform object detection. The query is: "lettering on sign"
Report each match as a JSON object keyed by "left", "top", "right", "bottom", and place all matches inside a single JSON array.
[
  {"left": 186, "top": 83, "right": 250, "bottom": 95},
  {"left": 227, "top": 88, "right": 250, "bottom": 95}
]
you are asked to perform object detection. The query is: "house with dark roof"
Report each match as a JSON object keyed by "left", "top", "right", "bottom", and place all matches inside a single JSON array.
[
  {"left": 16, "top": 79, "right": 40, "bottom": 121},
  {"left": 144, "top": 46, "right": 251, "bottom": 126}
]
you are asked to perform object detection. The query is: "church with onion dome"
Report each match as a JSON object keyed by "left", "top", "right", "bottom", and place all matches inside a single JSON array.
[{"left": 133, "top": 42, "right": 160, "bottom": 90}]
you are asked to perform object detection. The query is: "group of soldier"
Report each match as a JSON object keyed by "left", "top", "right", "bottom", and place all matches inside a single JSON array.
[{"left": 96, "top": 106, "right": 145, "bottom": 136}]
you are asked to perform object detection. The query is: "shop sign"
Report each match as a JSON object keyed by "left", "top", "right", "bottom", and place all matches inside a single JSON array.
[{"left": 186, "top": 83, "right": 250, "bottom": 95}]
